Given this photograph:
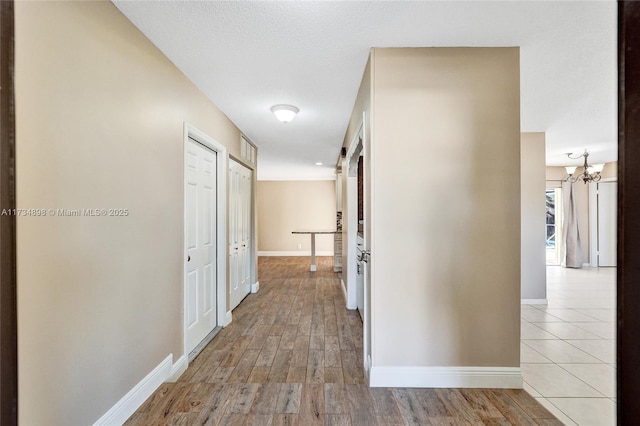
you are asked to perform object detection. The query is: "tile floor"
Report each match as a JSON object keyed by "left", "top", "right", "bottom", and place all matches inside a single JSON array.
[{"left": 521, "top": 266, "right": 616, "bottom": 425}]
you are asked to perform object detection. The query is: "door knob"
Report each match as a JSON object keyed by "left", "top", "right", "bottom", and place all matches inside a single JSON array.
[{"left": 187, "top": 255, "right": 191, "bottom": 262}]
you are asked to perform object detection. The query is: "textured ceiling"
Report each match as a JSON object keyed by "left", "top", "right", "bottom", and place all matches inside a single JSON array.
[{"left": 114, "top": 1, "right": 617, "bottom": 180}]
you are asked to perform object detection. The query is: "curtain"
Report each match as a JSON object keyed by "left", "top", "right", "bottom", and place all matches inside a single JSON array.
[{"left": 562, "top": 181, "right": 583, "bottom": 268}]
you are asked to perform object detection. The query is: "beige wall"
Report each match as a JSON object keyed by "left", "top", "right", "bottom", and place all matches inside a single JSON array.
[
  {"left": 16, "top": 2, "right": 243, "bottom": 424},
  {"left": 602, "top": 161, "right": 618, "bottom": 179},
  {"left": 370, "top": 48, "right": 521, "bottom": 368},
  {"left": 521, "top": 133, "right": 547, "bottom": 300},
  {"left": 257, "top": 181, "right": 336, "bottom": 253},
  {"left": 546, "top": 165, "right": 568, "bottom": 183}
]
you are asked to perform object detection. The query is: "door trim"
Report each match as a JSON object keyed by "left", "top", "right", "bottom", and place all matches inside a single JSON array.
[
  {"left": 344, "top": 123, "right": 363, "bottom": 310},
  {"left": 345, "top": 113, "right": 372, "bottom": 378},
  {"left": 619, "top": 2, "right": 640, "bottom": 421},
  {"left": 183, "top": 122, "right": 228, "bottom": 361}
]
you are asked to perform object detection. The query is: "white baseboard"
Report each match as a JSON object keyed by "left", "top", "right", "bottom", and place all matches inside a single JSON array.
[
  {"left": 343, "top": 278, "right": 357, "bottom": 310},
  {"left": 169, "top": 355, "right": 188, "bottom": 382},
  {"left": 94, "top": 354, "right": 184, "bottom": 425},
  {"left": 258, "top": 251, "right": 334, "bottom": 256},
  {"left": 369, "top": 366, "right": 522, "bottom": 389},
  {"left": 340, "top": 279, "right": 348, "bottom": 305},
  {"left": 521, "top": 299, "right": 548, "bottom": 305},
  {"left": 251, "top": 281, "right": 260, "bottom": 293},
  {"left": 225, "top": 311, "right": 233, "bottom": 327}
]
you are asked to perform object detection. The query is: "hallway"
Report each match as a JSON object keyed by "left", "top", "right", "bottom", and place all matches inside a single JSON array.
[{"left": 125, "top": 257, "right": 559, "bottom": 425}]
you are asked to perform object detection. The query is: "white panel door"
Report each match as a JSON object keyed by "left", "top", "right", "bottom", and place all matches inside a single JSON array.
[
  {"left": 239, "top": 166, "right": 252, "bottom": 289},
  {"left": 597, "top": 182, "right": 617, "bottom": 267},
  {"left": 185, "top": 139, "right": 217, "bottom": 354},
  {"left": 229, "top": 160, "right": 252, "bottom": 310},
  {"left": 228, "top": 161, "right": 240, "bottom": 309}
]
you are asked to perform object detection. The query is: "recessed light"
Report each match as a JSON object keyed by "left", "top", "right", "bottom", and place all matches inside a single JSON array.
[{"left": 315, "top": 162, "right": 323, "bottom": 166}]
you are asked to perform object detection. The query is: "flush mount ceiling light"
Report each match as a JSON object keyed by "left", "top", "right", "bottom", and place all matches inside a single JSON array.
[
  {"left": 315, "top": 162, "right": 323, "bottom": 166},
  {"left": 565, "top": 150, "right": 604, "bottom": 184},
  {"left": 271, "top": 104, "right": 299, "bottom": 123}
]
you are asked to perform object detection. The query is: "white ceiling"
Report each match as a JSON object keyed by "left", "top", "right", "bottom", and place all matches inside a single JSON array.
[{"left": 114, "top": 0, "right": 617, "bottom": 180}]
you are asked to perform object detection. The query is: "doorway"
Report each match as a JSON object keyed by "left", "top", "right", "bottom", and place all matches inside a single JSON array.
[
  {"left": 589, "top": 180, "right": 617, "bottom": 267},
  {"left": 345, "top": 119, "right": 371, "bottom": 376},
  {"left": 184, "top": 124, "right": 227, "bottom": 360}
]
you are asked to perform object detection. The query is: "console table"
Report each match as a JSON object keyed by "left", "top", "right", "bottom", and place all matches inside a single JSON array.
[{"left": 291, "top": 230, "right": 338, "bottom": 271}]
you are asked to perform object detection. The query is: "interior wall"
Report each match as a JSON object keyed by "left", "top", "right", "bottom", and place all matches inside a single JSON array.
[
  {"left": 521, "top": 133, "right": 547, "bottom": 300},
  {"left": 371, "top": 48, "right": 521, "bottom": 368},
  {"left": 546, "top": 166, "right": 568, "bottom": 184},
  {"left": 256, "top": 180, "right": 336, "bottom": 253},
  {"left": 16, "top": 2, "right": 241, "bottom": 424},
  {"left": 602, "top": 161, "right": 618, "bottom": 179}
]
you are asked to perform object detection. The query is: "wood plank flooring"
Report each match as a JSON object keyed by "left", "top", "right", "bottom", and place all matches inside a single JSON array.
[{"left": 126, "top": 257, "right": 560, "bottom": 425}]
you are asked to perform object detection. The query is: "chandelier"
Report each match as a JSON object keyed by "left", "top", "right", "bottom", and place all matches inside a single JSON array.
[{"left": 565, "top": 150, "right": 604, "bottom": 184}]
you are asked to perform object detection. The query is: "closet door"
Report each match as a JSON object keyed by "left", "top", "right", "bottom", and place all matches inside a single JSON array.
[
  {"left": 239, "top": 167, "right": 252, "bottom": 291},
  {"left": 185, "top": 139, "right": 218, "bottom": 353},
  {"left": 229, "top": 159, "right": 252, "bottom": 310}
]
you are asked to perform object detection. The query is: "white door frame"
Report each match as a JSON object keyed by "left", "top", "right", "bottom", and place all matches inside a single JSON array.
[
  {"left": 345, "top": 124, "right": 363, "bottom": 310},
  {"left": 345, "top": 114, "right": 372, "bottom": 377},
  {"left": 183, "top": 122, "right": 228, "bottom": 359},
  {"left": 588, "top": 177, "right": 617, "bottom": 267}
]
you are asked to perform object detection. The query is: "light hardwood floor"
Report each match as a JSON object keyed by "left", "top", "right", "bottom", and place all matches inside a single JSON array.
[{"left": 126, "top": 256, "right": 560, "bottom": 425}]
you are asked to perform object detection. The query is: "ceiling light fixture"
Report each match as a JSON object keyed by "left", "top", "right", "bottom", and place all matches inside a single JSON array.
[
  {"left": 565, "top": 150, "right": 604, "bottom": 184},
  {"left": 315, "top": 162, "right": 323, "bottom": 166},
  {"left": 271, "top": 104, "right": 299, "bottom": 123}
]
